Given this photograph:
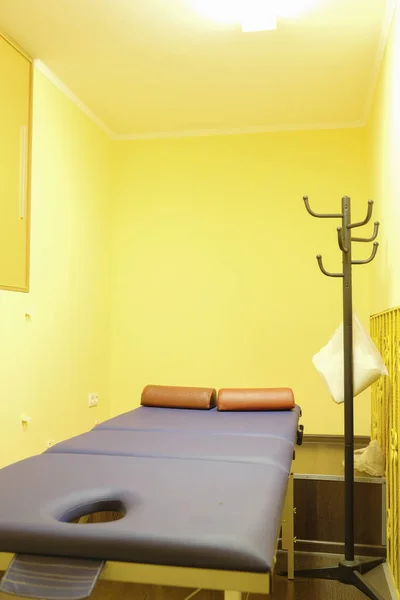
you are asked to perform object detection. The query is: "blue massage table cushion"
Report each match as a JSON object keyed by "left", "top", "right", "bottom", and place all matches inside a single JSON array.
[
  {"left": 0, "top": 454, "right": 286, "bottom": 572},
  {"left": 0, "top": 405, "right": 301, "bottom": 574}
]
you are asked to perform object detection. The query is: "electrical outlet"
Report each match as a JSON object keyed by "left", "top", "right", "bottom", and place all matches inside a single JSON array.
[
  {"left": 88, "top": 393, "right": 99, "bottom": 408},
  {"left": 47, "top": 439, "right": 56, "bottom": 448}
]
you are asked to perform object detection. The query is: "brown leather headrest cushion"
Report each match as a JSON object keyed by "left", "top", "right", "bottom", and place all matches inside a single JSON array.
[
  {"left": 141, "top": 385, "right": 217, "bottom": 410},
  {"left": 217, "top": 388, "right": 295, "bottom": 411}
]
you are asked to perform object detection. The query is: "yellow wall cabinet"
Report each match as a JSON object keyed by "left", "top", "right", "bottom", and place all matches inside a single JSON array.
[{"left": 0, "top": 33, "right": 32, "bottom": 292}]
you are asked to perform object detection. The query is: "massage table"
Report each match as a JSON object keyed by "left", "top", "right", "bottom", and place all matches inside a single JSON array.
[{"left": 0, "top": 387, "right": 302, "bottom": 600}]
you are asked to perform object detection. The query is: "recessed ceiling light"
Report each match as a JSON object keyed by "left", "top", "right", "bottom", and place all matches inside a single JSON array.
[
  {"left": 188, "top": 0, "right": 277, "bottom": 32},
  {"left": 188, "top": 0, "right": 319, "bottom": 30},
  {"left": 241, "top": 1, "right": 277, "bottom": 32},
  {"left": 277, "top": 0, "right": 318, "bottom": 19}
]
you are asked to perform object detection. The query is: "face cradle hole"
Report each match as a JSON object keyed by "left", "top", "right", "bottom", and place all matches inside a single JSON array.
[
  {"left": 61, "top": 500, "right": 126, "bottom": 524},
  {"left": 69, "top": 511, "right": 124, "bottom": 524}
]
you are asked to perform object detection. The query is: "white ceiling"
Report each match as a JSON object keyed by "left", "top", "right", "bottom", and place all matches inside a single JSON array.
[{"left": 0, "top": 0, "right": 393, "bottom": 138}]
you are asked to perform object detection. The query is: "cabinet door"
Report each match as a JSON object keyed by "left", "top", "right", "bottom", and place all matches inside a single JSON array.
[{"left": 0, "top": 34, "right": 31, "bottom": 291}]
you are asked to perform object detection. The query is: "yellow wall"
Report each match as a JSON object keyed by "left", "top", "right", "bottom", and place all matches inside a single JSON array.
[
  {"left": 0, "top": 70, "right": 111, "bottom": 468},
  {"left": 3, "top": 44, "right": 390, "bottom": 465},
  {"left": 110, "top": 129, "right": 372, "bottom": 435},
  {"left": 367, "top": 0, "right": 400, "bottom": 315}
]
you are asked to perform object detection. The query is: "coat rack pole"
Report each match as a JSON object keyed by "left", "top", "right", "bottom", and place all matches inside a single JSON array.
[
  {"left": 342, "top": 195, "right": 355, "bottom": 562},
  {"left": 279, "top": 195, "right": 387, "bottom": 600}
]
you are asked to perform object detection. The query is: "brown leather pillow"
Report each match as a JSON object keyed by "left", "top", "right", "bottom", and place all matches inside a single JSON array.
[
  {"left": 217, "top": 388, "right": 295, "bottom": 411},
  {"left": 141, "top": 385, "right": 217, "bottom": 410}
]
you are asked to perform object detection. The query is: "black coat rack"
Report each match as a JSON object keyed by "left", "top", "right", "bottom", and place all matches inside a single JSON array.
[{"left": 281, "top": 195, "right": 386, "bottom": 600}]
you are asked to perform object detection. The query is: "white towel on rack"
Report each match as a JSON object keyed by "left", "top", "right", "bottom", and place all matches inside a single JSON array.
[{"left": 312, "top": 313, "right": 388, "bottom": 404}]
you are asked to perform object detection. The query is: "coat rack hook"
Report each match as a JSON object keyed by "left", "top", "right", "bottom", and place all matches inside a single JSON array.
[
  {"left": 351, "top": 221, "right": 379, "bottom": 242},
  {"left": 303, "top": 196, "right": 343, "bottom": 219},
  {"left": 352, "top": 242, "right": 379, "bottom": 265},
  {"left": 337, "top": 227, "right": 348, "bottom": 253},
  {"left": 316, "top": 254, "right": 344, "bottom": 278},
  {"left": 348, "top": 200, "right": 374, "bottom": 229}
]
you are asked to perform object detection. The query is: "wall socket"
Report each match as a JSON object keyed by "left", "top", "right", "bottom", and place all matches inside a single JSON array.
[{"left": 88, "top": 393, "right": 99, "bottom": 408}]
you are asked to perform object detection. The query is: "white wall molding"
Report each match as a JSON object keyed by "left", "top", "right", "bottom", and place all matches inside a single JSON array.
[
  {"left": 115, "top": 120, "right": 365, "bottom": 141},
  {"left": 33, "top": 59, "right": 116, "bottom": 139}
]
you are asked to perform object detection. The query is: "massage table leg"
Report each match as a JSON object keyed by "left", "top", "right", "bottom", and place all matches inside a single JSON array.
[
  {"left": 281, "top": 473, "right": 295, "bottom": 580},
  {"left": 224, "top": 590, "right": 242, "bottom": 600}
]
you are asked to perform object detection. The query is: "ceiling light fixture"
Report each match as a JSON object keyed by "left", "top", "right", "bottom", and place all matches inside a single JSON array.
[
  {"left": 188, "top": 0, "right": 277, "bottom": 32},
  {"left": 277, "top": 0, "right": 318, "bottom": 19},
  {"left": 241, "top": 1, "right": 277, "bottom": 32}
]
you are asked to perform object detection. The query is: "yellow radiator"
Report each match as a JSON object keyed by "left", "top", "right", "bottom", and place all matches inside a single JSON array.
[{"left": 371, "top": 308, "right": 400, "bottom": 597}]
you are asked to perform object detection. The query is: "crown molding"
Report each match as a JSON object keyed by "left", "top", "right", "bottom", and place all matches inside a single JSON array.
[
  {"left": 33, "top": 60, "right": 365, "bottom": 141},
  {"left": 115, "top": 120, "right": 365, "bottom": 141},
  {"left": 0, "top": 30, "right": 32, "bottom": 62},
  {"left": 33, "top": 59, "right": 115, "bottom": 139},
  {"left": 362, "top": 0, "right": 397, "bottom": 125}
]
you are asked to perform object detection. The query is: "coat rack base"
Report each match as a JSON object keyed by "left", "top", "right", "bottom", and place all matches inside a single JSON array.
[{"left": 279, "top": 557, "right": 386, "bottom": 600}]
